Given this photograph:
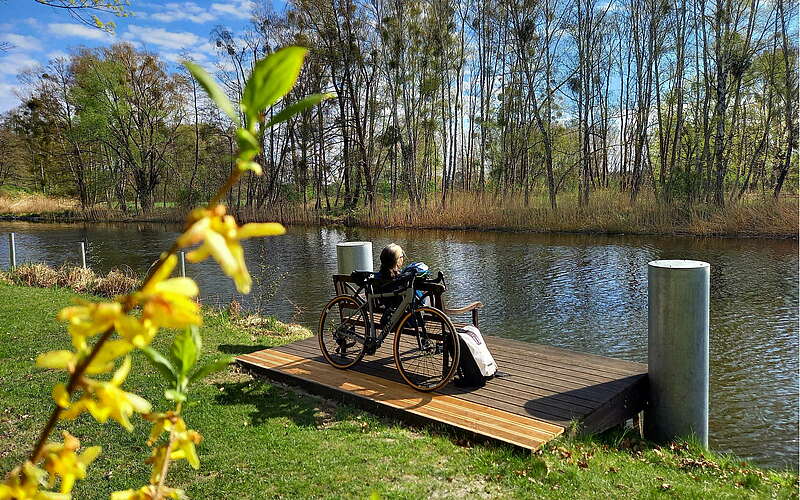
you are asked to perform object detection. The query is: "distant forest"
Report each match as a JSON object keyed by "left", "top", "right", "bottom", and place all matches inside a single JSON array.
[{"left": 0, "top": 0, "right": 797, "bottom": 214}]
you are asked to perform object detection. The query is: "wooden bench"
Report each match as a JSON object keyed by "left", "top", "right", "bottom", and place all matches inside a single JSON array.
[{"left": 332, "top": 273, "right": 484, "bottom": 328}]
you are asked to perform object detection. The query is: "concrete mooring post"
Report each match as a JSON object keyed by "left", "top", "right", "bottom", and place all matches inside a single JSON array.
[
  {"left": 8, "top": 233, "right": 16, "bottom": 270},
  {"left": 336, "top": 241, "right": 373, "bottom": 275},
  {"left": 645, "top": 259, "right": 710, "bottom": 448},
  {"left": 79, "top": 241, "right": 87, "bottom": 269}
]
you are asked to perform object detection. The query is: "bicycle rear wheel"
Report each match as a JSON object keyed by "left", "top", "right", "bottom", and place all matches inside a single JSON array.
[
  {"left": 393, "top": 306, "right": 460, "bottom": 392},
  {"left": 318, "top": 295, "right": 368, "bottom": 369}
]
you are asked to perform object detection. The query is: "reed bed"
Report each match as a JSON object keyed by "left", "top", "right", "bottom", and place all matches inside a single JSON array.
[
  {"left": 3, "top": 263, "right": 139, "bottom": 298},
  {"left": 2, "top": 189, "right": 795, "bottom": 238},
  {"left": 242, "top": 190, "right": 798, "bottom": 238},
  {"left": 0, "top": 192, "right": 78, "bottom": 214}
]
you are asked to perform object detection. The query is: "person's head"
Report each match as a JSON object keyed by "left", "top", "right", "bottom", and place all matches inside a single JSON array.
[{"left": 379, "top": 243, "right": 405, "bottom": 278}]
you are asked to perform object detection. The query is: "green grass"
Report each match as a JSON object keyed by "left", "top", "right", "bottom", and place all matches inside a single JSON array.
[{"left": 0, "top": 284, "right": 796, "bottom": 499}]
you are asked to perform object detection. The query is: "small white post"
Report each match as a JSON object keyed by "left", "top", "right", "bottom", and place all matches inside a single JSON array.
[
  {"left": 336, "top": 241, "right": 373, "bottom": 274},
  {"left": 645, "top": 260, "right": 710, "bottom": 448},
  {"left": 79, "top": 241, "right": 87, "bottom": 269},
  {"left": 180, "top": 251, "right": 186, "bottom": 277},
  {"left": 8, "top": 233, "right": 16, "bottom": 270}
]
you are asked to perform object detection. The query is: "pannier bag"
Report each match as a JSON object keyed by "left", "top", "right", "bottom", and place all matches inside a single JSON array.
[{"left": 455, "top": 325, "right": 497, "bottom": 388}]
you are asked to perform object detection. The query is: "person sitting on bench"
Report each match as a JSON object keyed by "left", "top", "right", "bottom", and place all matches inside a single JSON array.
[{"left": 376, "top": 243, "right": 497, "bottom": 387}]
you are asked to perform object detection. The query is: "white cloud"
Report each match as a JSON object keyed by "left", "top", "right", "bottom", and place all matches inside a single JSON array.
[
  {"left": 0, "top": 33, "right": 43, "bottom": 52},
  {"left": 0, "top": 81, "right": 24, "bottom": 113},
  {"left": 48, "top": 50, "right": 70, "bottom": 61},
  {"left": 0, "top": 53, "right": 41, "bottom": 77},
  {"left": 197, "top": 41, "right": 216, "bottom": 54},
  {"left": 160, "top": 51, "right": 181, "bottom": 63},
  {"left": 150, "top": 2, "right": 216, "bottom": 24},
  {"left": 124, "top": 25, "right": 201, "bottom": 50},
  {"left": 217, "top": 59, "right": 236, "bottom": 72},
  {"left": 48, "top": 23, "right": 113, "bottom": 41},
  {"left": 184, "top": 50, "right": 209, "bottom": 63},
  {"left": 210, "top": 0, "right": 254, "bottom": 19}
]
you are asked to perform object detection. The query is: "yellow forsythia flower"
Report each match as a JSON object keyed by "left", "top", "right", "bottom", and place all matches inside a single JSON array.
[
  {"left": 143, "top": 411, "right": 178, "bottom": 446},
  {"left": 0, "top": 461, "right": 67, "bottom": 500},
  {"left": 111, "top": 485, "right": 184, "bottom": 500},
  {"left": 41, "top": 431, "right": 101, "bottom": 494},
  {"left": 134, "top": 254, "right": 201, "bottom": 329},
  {"left": 177, "top": 205, "right": 285, "bottom": 294},
  {"left": 56, "top": 357, "right": 151, "bottom": 431},
  {"left": 37, "top": 340, "right": 133, "bottom": 375},
  {"left": 145, "top": 413, "right": 203, "bottom": 484},
  {"left": 144, "top": 413, "right": 202, "bottom": 468},
  {"left": 57, "top": 301, "right": 156, "bottom": 352},
  {"left": 57, "top": 301, "right": 123, "bottom": 350}
]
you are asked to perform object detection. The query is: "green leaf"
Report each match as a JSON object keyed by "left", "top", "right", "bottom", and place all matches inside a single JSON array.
[
  {"left": 189, "top": 356, "right": 234, "bottom": 385},
  {"left": 235, "top": 159, "right": 262, "bottom": 175},
  {"left": 141, "top": 347, "right": 178, "bottom": 384},
  {"left": 265, "top": 93, "right": 336, "bottom": 129},
  {"left": 241, "top": 46, "right": 308, "bottom": 125},
  {"left": 165, "top": 389, "right": 187, "bottom": 402},
  {"left": 171, "top": 326, "right": 201, "bottom": 377},
  {"left": 236, "top": 128, "right": 259, "bottom": 160},
  {"left": 183, "top": 60, "right": 239, "bottom": 125}
]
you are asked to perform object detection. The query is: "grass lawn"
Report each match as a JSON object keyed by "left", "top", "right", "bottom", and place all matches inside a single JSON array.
[{"left": 0, "top": 283, "right": 796, "bottom": 499}]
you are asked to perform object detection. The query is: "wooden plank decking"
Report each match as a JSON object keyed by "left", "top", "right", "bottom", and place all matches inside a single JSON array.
[{"left": 236, "top": 333, "right": 648, "bottom": 451}]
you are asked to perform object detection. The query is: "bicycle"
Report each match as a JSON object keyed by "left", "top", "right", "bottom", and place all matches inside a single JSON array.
[{"left": 318, "top": 269, "right": 461, "bottom": 392}]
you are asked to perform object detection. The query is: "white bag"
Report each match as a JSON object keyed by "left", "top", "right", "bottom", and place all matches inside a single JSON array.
[{"left": 456, "top": 325, "right": 497, "bottom": 377}]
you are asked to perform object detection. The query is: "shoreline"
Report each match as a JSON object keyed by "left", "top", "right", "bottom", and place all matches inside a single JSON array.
[{"left": 0, "top": 210, "right": 797, "bottom": 241}]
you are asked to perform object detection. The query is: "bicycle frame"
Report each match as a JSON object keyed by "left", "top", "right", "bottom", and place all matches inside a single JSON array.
[{"left": 356, "top": 276, "right": 417, "bottom": 349}]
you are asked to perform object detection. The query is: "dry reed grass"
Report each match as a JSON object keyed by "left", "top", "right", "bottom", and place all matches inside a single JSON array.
[
  {"left": 3, "top": 188, "right": 794, "bottom": 238},
  {"left": 0, "top": 193, "right": 78, "bottom": 214},
  {"left": 94, "top": 268, "right": 139, "bottom": 297},
  {"left": 3, "top": 263, "right": 141, "bottom": 298},
  {"left": 242, "top": 189, "right": 798, "bottom": 238},
  {"left": 56, "top": 265, "right": 97, "bottom": 293},
  {"left": 10, "top": 263, "right": 61, "bottom": 288}
]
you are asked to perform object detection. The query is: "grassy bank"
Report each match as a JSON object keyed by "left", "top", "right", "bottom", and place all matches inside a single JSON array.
[
  {"left": 1, "top": 189, "right": 796, "bottom": 239},
  {"left": 0, "top": 283, "right": 796, "bottom": 499}
]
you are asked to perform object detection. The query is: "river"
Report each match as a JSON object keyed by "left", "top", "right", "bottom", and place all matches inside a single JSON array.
[{"left": 0, "top": 221, "right": 797, "bottom": 470}]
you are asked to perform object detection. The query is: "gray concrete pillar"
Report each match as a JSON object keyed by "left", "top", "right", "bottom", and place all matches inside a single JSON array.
[
  {"left": 645, "top": 259, "right": 710, "bottom": 448},
  {"left": 336, "top": 241, "right": 373, "bottom": 274}
]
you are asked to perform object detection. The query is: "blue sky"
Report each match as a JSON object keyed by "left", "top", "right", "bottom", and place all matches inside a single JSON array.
[{"left": 0, "top": 0, "right": 267, "bottom": 113}]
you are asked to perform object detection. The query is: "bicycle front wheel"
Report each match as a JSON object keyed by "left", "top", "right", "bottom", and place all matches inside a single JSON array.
[
  {"left": 318, "top": 295, "right": 368, "bottom": 369},
  {"left": 393, "top": 307, "right": 460, "bottom": 392}
]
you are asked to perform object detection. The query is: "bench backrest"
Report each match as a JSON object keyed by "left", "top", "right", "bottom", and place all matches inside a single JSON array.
[{"left": 332, "top": 274, "right": 446, "bottom": 310}]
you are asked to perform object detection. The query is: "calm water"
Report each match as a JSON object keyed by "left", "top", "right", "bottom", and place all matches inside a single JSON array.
[{"left": 1, "top": 221, "right": 797, "bottom": 470}]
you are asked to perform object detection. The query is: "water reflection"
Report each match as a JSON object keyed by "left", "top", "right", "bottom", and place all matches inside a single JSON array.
[{"left": 0, "top": 221, "right": 796, "bottom": 469}]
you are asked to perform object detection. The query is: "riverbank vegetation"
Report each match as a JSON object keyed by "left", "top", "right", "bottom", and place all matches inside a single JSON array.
[
  {"left": 1, "top": 0, "right": 797, "bottom": 236},
  {"left": 1, "top": 262, "right": 139, "bottom": 297},
  {"left": 1, "top": 188, "right": 796, "bottom": 238},
  {"left": 1, "top": 283, "right": 797, "bottom": 498}
]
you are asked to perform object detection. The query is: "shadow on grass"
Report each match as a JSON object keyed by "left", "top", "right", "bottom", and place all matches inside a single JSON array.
[
  {"left": 217, "top": 344, "right": 268, "bottom": 355},
  {"left": 214, "top": 379, "right": 319, "bottom": 428}
]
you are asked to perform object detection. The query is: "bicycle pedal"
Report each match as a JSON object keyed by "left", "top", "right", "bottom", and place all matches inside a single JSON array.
[{"left": 364, "top": 340, "right": 380, "bottom": 355}]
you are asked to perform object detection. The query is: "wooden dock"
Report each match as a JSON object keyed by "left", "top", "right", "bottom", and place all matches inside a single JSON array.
[{"left": 236, "top": 333, "right": 648, "bottom": 451}]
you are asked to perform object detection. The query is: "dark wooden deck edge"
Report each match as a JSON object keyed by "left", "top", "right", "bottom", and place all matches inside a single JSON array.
[
  {"left": 580, "top": 374, "right": 649, "bottom": 434},
  {"left": 237, "top": 358, "right": 545, "bottom": 452}
]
